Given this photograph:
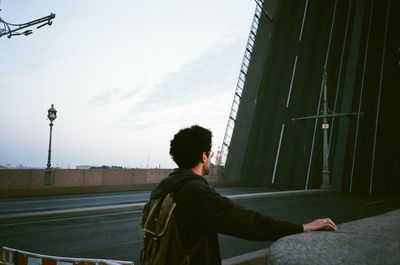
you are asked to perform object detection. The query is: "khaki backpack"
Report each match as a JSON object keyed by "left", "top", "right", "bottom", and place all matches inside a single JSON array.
[{"left": 139, "top": 193, "right": 207, "bottom": 265}]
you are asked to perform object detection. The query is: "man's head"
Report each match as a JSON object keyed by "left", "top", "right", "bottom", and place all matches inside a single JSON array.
[{"left": 170, "top": 125, "right": 213, "bottom": 175}]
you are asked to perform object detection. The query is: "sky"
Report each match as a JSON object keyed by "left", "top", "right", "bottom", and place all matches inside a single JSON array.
[{"left": 0, "top": 0, "right": 256, "bottom": 169}]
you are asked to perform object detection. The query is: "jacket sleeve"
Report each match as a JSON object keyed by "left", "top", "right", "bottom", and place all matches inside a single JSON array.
[{"left": 178, "top": 180, "right": 303, "bottom": 241}]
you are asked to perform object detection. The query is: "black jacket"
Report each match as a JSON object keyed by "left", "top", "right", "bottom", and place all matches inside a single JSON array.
[{"left": 150, "top": 168, "right": 303, "bottom": 265}]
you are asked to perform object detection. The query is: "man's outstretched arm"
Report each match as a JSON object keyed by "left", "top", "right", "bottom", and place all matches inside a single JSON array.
[{"left": 179, "top": 180, "right": 337, "bottom": 241}]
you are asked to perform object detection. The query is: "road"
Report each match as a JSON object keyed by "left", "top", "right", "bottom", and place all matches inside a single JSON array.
[
  {"left": 0, "top": 187, "right": 283, "bottom": 215},
  {"left": 1, "top": 190, "right": 399, "bottom": 264}
]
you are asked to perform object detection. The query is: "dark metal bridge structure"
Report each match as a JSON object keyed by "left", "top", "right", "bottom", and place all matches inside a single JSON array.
[{"left": 221, "top": 0, "right": 399, "bottom": 195}]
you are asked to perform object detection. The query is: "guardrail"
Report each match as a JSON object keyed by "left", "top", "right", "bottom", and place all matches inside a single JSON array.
[{"left": 1, "top": 247, "right": 134, "bottom": 265}]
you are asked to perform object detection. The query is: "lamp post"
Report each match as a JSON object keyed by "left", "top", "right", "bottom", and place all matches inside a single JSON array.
[
  {"left": 45, "top": 104, "right": 57, "bottom": 186},
  {"left": 0, "top": 6, "right": 55, "bottom": 39},
  {"left": 292, "top": 66, "right": 363, "bottom": 190}
]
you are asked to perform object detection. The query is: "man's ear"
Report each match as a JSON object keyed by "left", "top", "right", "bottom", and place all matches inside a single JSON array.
[{"left": 202, "top": 152, "right": 208, "bottom": 163}]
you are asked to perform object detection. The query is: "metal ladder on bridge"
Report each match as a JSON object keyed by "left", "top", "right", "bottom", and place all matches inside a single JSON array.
[{"left": 218, "top": 0, "right": 272, "bottom": 168}]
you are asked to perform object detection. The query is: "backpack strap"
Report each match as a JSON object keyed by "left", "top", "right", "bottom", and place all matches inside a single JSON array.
[{"left": 140, "top": 193, "right": 176, "bottom": 237}]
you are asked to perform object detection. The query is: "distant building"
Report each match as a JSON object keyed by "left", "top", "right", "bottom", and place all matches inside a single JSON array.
[{"left": 76, "top": 165, "right": 92, "bottom": 169}]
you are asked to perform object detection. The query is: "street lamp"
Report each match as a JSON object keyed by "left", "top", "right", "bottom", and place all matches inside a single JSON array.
[
  {"left": 0, "top": 3, "right": 55, "bottom": 39},
  {"left": 45, "top": 104, "right": 57, "bottom": 186},
  {"left": 292, "top": 66, "right": 363, "bottom": 190}
]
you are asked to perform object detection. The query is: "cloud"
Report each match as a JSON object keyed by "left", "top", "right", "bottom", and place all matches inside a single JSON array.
[
  {"left": 116, "top": 38, "right": 245, "bottom": 130},
  {"left": 88, "top": 88, "right": 122, "bottom": 107}
]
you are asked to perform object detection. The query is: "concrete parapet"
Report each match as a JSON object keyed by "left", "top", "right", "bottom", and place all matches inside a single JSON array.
[
  {"left": 221, "top": 209, "right": 400, "bottom": 265},
  {"left": 83, "top": 169, "right": 103, "bottom": 185},
  {"left": 267, "top": 209, "right": 400, "bottom": 265},
  {"left": 54, "top": 170, "right": 84, "bottom": 186},
  {"left": 0, "top": 169, "right": 33, "bottom": 188},
  {"left": 0, "top": 167, "right": 228, "bottom": 197},
  {"left": 132, "top": 169, "right": 146, "bottom": 184},
  {"left": 102, "top": 170, "right": 132, "bottom": 185},
  {"left": 30, "top": 170, "right": 45, "bottom": 187},
  {"left": 222, "top": 249, "right": 269, "bottom": 265}
]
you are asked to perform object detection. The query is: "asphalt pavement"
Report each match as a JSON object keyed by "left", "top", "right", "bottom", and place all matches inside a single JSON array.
[
  {"left": 1, "top": 190, "right": 399, "bottom": 264},
  {"left": 0, "top": 187, "right": 285, "bottom": 215}
]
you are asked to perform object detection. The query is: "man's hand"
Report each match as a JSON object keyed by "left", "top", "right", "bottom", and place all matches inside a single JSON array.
[{"left": 302, "top": 218, "right": 337, "bottom": 232}]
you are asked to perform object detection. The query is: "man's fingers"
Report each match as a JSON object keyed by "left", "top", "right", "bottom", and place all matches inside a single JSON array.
[
  {"left": 323, "top": 218, "right": 337, "bottom": 230},
  {"left": 303, "top": 218, "right": 337, "bottom": 232},
  {"left": 326, "top": 222, "right": 336, "bottom": 230},
  {"left": 327, "top": 218, "right": 337, "bottom": 230}
]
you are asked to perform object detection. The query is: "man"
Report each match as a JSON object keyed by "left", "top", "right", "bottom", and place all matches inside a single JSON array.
[{"left": 149, "top": 125, "right": 337, "bottom": 265}]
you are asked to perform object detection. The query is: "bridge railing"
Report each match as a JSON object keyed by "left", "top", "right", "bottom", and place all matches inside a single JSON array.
[{"left": 1, "top": 247, "right": 134, "bottom": 265}]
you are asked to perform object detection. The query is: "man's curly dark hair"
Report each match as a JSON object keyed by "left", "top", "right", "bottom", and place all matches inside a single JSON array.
[{"left": 169, "top": 125, "right": 212, "bottom": 169}]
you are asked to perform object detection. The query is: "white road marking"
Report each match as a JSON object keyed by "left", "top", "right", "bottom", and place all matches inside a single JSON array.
[
  {"left": 299, "top": 0, "right": 309, "bottom": 42},
  {"left": 350, "top": 0, "right": 375, "bottom": 192},
  {"left": 286, "top": 56, "right": 298, "bottom": 108},
  {"left": 0, "top": 193, "right": 149, "bottom": 205},
  {"left": 365, "top": 200, "right": 386, "bottom": 205},
  {"left": 0, "top": 201, "right": 142, "bottom": 213},
  {"left": 369, "top": 0, "right": 390, "bottom": 194},
  {"left": 272, "top": 123, "right": 285, "bottom": 184},
  {"left": 0, "top": 210, "right": 142, "bottom": 227}
]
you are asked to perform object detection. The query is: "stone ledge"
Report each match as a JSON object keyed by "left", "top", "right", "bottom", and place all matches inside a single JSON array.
[
  {"left": 222, "top": 209, "right": 400, "bottom": 265},
  {"left": 268, "top": 209, "right": 400, "bottom": 265},
  {"left": 222, "top": 248, "right": 269, "bottom": 265}
]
